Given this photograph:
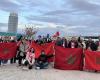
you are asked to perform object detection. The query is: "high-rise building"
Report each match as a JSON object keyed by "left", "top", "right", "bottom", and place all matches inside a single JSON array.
[{"left": 8, "top": 12, "right": 18, "bottom": 33}]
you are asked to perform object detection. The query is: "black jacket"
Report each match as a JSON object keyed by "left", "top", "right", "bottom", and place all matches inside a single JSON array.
[{"left": 36, "top": 54, "right": 53, "bottom": 63}]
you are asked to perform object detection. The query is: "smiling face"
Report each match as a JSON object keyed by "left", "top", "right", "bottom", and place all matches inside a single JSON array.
[
  {"left": 71, "top": 37, "right": 77, "bottom": 42},
  {"left": 41, "top": 50, "right": 45, "bottom": 55},
  {"left": 31, "top": 48, "right": 35, "bottom": 53}
]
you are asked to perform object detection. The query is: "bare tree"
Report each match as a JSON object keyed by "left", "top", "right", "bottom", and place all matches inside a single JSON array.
[{"left": 25, "top": 25, "right": 38, "bottom": 40}]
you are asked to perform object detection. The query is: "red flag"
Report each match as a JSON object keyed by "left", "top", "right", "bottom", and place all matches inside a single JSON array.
[
  {"left": 56, "top": 31, "right": 59, "bottom": 36},
  {"left": 53, "top": 31, "right": 60, "bottom": 37},
  {"left": 31, "top": 42, "right": 55, "bottom": 58},
  {"left": 84, "top": 50, "right": 100, "bottom": 70},
  {"left": 54, "top": 46, "right": 83, "bottom": 70},
  {"left": 0, "top": 42, "right": 17, "bottom": 59}
]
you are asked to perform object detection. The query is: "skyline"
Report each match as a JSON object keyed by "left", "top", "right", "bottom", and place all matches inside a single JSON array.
[{"left": 0, "top": 0, "right": 100, "bottom": 36}]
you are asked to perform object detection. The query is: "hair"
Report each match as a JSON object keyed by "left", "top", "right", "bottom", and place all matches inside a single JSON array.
[
  {"left": 17, "top": 35, "right": 23, "bottom": 41},
  {"left": 41, "top": 50, "right": 45, "bottom": 52}
]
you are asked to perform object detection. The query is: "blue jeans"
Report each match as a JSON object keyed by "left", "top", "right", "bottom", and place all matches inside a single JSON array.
[
  {"left": 36, "top": 62, "right": 49, "bottom": 69},
  {"left": 0, "top": 60, "right": 8, "bottom": 65},
  {"left": 0, "top": 60, "right": 1, "bottom": 65}
]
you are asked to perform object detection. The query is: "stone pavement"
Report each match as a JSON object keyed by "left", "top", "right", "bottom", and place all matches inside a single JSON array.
[{"left": 0, "top": 64, "right": 100, "bottom": 80}]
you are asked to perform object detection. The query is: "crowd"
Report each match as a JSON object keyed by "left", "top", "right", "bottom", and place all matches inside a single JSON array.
[
  {"left": 55, "top": 36, "right": 100, "bottom": 51},
  {"left": 0, "top": 34, "right": 100, "bottom": 71}
]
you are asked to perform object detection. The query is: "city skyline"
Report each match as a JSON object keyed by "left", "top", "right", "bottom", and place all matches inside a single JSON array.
[{"left": 0, "top": 0, "right": 100, "bottom": 36}]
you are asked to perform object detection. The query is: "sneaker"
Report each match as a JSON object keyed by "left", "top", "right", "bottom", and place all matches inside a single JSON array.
[
  {"left": 22, "top": 67, "right": 28, "bottom": 71},
  {"left": 36, "top": 67, "right": 40, "bottom": 70}
]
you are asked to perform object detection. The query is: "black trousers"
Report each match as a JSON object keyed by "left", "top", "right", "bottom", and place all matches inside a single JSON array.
[
  {"left": 18, "top": 55, "right": 26, "bottom": 66},
  {"left": 23, "top": 60, "right": 33, "bottom": 69},
  {"left": 10, "top": 57, "right": 16, "bottom": 64},
  {"left": 0, "top": 60, "right": 1, "bottom": 65}
]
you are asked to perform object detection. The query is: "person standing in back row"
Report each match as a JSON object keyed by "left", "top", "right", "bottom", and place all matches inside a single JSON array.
[
  {"left": 68, "top": 37, "right": 78, "bottom": 48},
  {"left": 17, "top": 38, "right": 29, "bottom": 66}
]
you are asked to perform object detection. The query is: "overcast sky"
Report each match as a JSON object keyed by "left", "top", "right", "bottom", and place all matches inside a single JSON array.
[{"left": 0, "top": 0, "right": 100, "bottom": 36}]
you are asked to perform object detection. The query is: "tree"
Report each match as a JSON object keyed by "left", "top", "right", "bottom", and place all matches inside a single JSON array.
[{"left": 25, "top": 25, "right": 38, "bottom": 40}]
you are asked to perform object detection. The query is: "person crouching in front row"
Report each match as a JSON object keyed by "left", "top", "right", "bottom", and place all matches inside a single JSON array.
[
  {"left": 35, "top": 50, "right": 54, "bottom": 69},
  {"left": 22, "top": 48, "right": 35, "bottom": 70}
]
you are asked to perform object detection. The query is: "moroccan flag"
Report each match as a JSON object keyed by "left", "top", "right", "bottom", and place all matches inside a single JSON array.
[
  {"left": 0, "top": 42, "right": 17, "bottom": 59},
  {"left": 53, "top": 31, "right": 60, "bottom": 37},
  {"left": 54, "top": 46, "right": 83, "bottom": 70},
  {"left": 84, "top": 50, "right": 100, "bottom": 70},
  {"left": 31, "top": 42, "right": 55, "bottom": 58}
]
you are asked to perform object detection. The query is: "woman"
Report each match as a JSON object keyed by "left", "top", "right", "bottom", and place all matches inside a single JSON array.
[
  {"left": 97, "top": 39, "right": 100, "bottom": 51},
  {"left": 22, "top": 48, "right": 35, "bottom": 70},
  {"left": 18, "top": 38, "right": 29, "bottom": 66}
]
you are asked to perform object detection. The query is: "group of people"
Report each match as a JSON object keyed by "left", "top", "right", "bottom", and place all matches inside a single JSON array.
[
  {"left": 0, "top": 36, "right": 54, "bottom": 70},
  {"left": 17, "top": 38, "right": 53, "bottom": 70},
  {"left": 55, "top": 36, "right": 100, "bottom": 51},
  {"left": 0, "top": 34, "right": 100, "bottom": 71}
]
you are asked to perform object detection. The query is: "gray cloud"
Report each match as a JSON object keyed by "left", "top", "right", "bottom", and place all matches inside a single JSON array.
[
  {"left": 44, "top": 9, "right": 78, "bottom": 16},
  {"left": 0, "top": 23, "right": 7, "bottom": 27},
  {"left": 25, "top": 15, "right": 63, "bottom": 24},
  {"left": 0, "top": 23, "right": 7, "bottom": 32},
  {"left": 66, "top": 0, "right": 100, "bottom": 16},
  {"left": 0, "top": 0, "right": 100, "bottom": 35},
  {"left": 0, "top": 0, "right": 22, "bottom": 12}
]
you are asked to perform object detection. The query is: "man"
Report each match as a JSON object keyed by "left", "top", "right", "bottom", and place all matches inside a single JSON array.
[
  {"left": 55, "top": 37, "right": 62, "bottom": 46},
  {"left": 86, "top": 38, "right": 98, "bottom": 51},
  {"left": 35, "top": 35, "right": 44, "bottom": 45},
  {"left": 10, "top": 38, "right": 17, "bottom": 64},
  {"left": 61, "top": 37, "right": 68, "bottom": 48},
  {"left": 97, "top": 42, "right": 100, "bottom": 51},
  {"left": 35, "top": 50, "right": 53, "bottom": 69},
  {"left": 86, "top": 38, "right": 98, "bottom": 72},
  {"left": 68, "top": 37, "right": 78, "bottom": 48}
]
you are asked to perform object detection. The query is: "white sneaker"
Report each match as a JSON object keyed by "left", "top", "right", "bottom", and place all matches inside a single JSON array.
[
  {"left": 36, "top": 67, "right": 40, "bottom": 70},
  {"left": 22, "top": 67, "right": 28, "bottom": 70}
]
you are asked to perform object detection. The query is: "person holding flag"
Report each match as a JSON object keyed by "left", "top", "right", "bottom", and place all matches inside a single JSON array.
[
  {"left": 68, "top": 37, "right": 78, "bottom": 48},
  {"left": 17, "top": 38, "right": 29, "bottom": 66},
  {"left": 35, "top": 50, "right": 54, "bottom": 69}
]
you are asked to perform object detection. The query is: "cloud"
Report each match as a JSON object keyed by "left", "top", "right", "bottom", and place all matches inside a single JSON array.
[
  {"left": 66, "top": 0, "right": 100, "bottom": 16},
  {"left": 0, "top": 0, "right": 22, "bottom": 12},
  {"left": 0, "top": 23, "right": 7, "bottom": 27},
  {"left": 0, "top": 23, "right": 7, "bottom": 32},
  {"left": 0, "top": 0, "right": 100, "bottom": 35}
]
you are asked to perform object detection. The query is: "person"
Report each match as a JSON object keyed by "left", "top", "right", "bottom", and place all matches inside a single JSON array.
[
  {"left": 35, "top": 50, "right": 53, "bottom": 69},
  {"left": 0, "top": 60, "right": 1, "bottom": 66},
  {"left": 97, "top": 37, "right": 100, "bottom": 51},
  {"left": 22, "top": 48, "right": 35, "bottom": 70},
  {"left": 10, "top": 39, "right": 17, "bottom": 64},
  {"left": 55, "top": 37, "right": 62, "bottom": 46},
  {"left": 17, "top": 38, "right": 29, "bottom": 66},
  {"left": 86, "top": 38, "right": 98, "bottom": 72},
  {"left": 1, "top": 38, "right": 10, "bottom": 65},
  {"left": 35, "top": 35, "right": 43, "bottom": 45},
  {"left": 86, "top": 38, "right": 98, "bottom": 51},
  {"left": 46, "top": 34, "right": 52, "bottom": 43},
  {"left": 68, "top": 37, "right": 78, "bottom": 48},
  {"left": 61, "top": 37, "right": 68, "bottom": 48}
]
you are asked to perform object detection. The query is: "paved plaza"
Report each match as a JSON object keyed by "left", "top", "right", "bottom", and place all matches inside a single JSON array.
[{"left": 0, "top": 63, "right": 100, "bottom": 80}]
